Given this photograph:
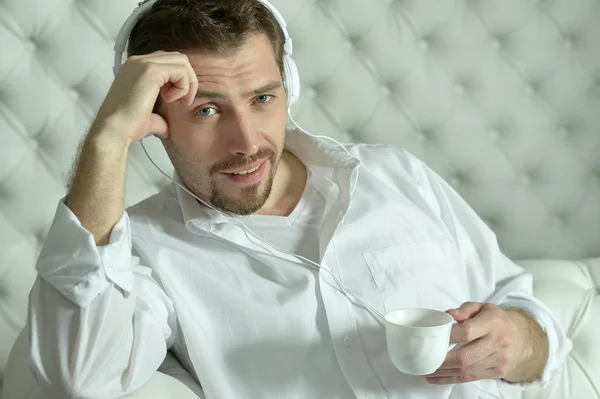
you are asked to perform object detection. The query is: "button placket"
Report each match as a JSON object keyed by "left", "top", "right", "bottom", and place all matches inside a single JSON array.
[{"left": 318, "top": 260, "right": 387, "bottom": 399}]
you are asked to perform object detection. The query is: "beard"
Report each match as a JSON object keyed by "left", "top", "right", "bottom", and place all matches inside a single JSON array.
[
  {"left": 165, "top": 140, "right": 281, "bottom": 215},
  {"left": 208, "top": 146, "right": 279, "bottom": 215}
]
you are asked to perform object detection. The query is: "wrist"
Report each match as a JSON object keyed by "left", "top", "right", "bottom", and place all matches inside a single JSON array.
[
  {"left": 88, "top": 116, "right": 136, "bottom": 149},
  {"left": 502, "top": 307, "right": 549, "bottom": 383}
]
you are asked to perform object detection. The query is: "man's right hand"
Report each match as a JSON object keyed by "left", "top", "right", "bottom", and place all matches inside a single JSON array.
[
  {"left": 92, "top": 50, "right": 199, "bottom": 145},
  {"left": 66, "top": 51, "right": 198, "bottom": 245}
]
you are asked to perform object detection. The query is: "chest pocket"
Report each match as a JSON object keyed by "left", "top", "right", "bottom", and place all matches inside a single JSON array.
[{"left": 362, "top": 240, "right": 465, "bottom": 312}]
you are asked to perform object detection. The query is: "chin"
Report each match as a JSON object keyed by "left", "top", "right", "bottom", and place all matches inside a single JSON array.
[{"left": 211, "top": 183, "right": 271, "bottom": 215}]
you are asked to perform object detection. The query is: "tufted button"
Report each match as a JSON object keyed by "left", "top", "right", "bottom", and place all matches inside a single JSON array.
[
  {"left": 421, "top": 128, "right": 434, "bottom": 139},
  {"left": 29, "top": 136, "right": 41, "bottom": 151},
  {"left": 553, "top": 214, "right": 567, "bottom": 227},
  {"left": 564, "top": 39, "right": 573, "bottom": 50},
  {"left": 448, "top": 171, "right": 466, "bottom": 187},
  {"left": 419, "top": 38, "right": 430, "bottom": 51},
  {"left": 563, "top": 34, "right": 578, "bottom": 50},
  {"left": 525, "top": 84, "right": 536, "bottom": 96},
  {"left": 343, "top": 336, "right": 353, "bottom": 347},
  {"left": 381, "top": 85, "right": 391, "bottom": 97},
  {"left": 344, "top": 38, "right": 358, "bottom": 52},
  {"left": 525, "top": 86, "right": 534, "bottom": 96},
  {"left": 558, "top": 126, "right": 570, "bottom": 139},
  {"left": 454, "top": 83, "right": 466, "bottom": 95},
  {"left": 69, "top": 89, "right": 79, "bottom": 101},
  {"left": 33, "top": 229, "right": 46, "bottom": 246},
  {"left": 519, "top": 172, "right": 535, "bottom": 186},
  {"left": 484, "top": 216, "right": 499, "bottom": 230},
  {"left": 489, "top": 129, "right": 500, "bottom": 141},
  {"left": 26, "top": 38, "right": 36, "bottom": 52},
  {"left": 414, "top": 131, "right": 426, "bottom": 142}
]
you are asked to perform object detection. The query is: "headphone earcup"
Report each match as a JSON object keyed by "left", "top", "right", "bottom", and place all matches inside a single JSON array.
[{"left": 283, "top": 55, "right": 300, "bottom": 107}]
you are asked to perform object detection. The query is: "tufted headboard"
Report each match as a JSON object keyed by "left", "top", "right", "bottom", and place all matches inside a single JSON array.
[{"left": 1, "top": 0, "right": 599, "bottom": 394}]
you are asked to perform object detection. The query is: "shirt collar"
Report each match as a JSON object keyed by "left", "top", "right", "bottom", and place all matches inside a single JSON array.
[{"left": 174, "top": 126, "right": 361, "bottom": 229}]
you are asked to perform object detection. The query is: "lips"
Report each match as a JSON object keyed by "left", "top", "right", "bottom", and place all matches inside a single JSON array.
[
  {"left": 221, "top": 160, "right": 265, "bottom": 175},
  {"left": 220, "top": 160, "right": 267, "bottom": 185},
  {"left": 226, "top": 164, "right": 261, "bottom": 175}
]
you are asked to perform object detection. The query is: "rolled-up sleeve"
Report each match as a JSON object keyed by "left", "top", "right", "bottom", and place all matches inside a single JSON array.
[
  {"left": 405, "top": 150, "right": 569, "bottom": 388},
  {"left": 35, "top": 199, "right": 135, "bottom": 307},
  {"left": 491, "top": 278, "right": 570, "bottom": 389},
  {"left": 27, "top": 199, "right": 177, "bottom": 397}
]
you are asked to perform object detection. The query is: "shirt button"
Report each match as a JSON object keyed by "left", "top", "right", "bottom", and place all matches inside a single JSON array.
[{"left": 343, "top": 336, "right": 353, "bottom": 347}]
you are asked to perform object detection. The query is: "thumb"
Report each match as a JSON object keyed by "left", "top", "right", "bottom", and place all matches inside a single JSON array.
[
  {"left": 149, "top": 113, "right": 170, "bottom": 140},
  {"left": 446, "top": 302, "right": 485, "bottom": 322}
]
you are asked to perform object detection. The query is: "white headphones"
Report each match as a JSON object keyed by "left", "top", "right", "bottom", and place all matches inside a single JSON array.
[{"left": 113, "top": 0, "right": 301, "bottom": 107}]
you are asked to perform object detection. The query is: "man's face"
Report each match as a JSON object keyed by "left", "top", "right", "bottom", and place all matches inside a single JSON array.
[{"left": 159, "top": 33, "right": 288, "bottom": 215}]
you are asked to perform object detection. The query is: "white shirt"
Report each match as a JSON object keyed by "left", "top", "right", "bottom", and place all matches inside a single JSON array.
[
  {"left": 239, "top": 168, "right": 325, "bottom": 262},
  {"left": 27, "top": 128, "right": 568, "bottom": 399}
]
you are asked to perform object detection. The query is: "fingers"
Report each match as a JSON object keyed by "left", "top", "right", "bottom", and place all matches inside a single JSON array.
[
  {"left": 425, "top": 350, "right": 511, "bottom": 384},
  {"left": 426, "top": 350, "right": 496, "bottom": 384},
  {"left": 433, "top": 336, "right": 494, "bottom": 372},
  {"left": 424, "top": 366, "right": 499, "bottom": 385},
  {"left": 152, "top": 52, "right": 198, "bottom": 106},
  {"left": 425, "top": 304, "right": 519, "bottom": 385},
  {"left": 449, "top": 316, "right": 490, "bottom": 345},
  {"left": 446, "top": 302, "right": 484, "bottom": 323},
  {"left": 131, "top": 51, "right": 198, "bottom": 106},
  {"left": 182, "top": 62, "right": 198, "bottom": 106},
  {"left": 427, "top": 353, "right": 495, "bottom": 377}
]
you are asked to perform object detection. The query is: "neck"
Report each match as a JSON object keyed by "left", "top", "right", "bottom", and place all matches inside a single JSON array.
[{"left": 257, "top": 150, "right": 307, "bottom": 216}]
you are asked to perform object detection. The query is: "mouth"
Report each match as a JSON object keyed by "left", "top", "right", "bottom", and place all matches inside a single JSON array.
[{"left": 220, "top": 160, "right": 267, "bottom": 185}]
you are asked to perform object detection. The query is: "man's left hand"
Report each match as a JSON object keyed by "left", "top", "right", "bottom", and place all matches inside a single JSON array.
[{"left": 424, "top": 302, "right": 546, "bottom": 385}]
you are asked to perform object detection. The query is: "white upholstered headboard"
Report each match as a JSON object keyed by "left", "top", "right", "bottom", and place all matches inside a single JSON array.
[{"left": 1, "top": 0, "right": 599, "bottom": 394}]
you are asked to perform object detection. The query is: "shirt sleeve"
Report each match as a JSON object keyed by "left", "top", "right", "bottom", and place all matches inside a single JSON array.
[
  {"left": 404, "top": 150, "right": 569, "bottom": 389},
  {"left": 27, "top": 198, "right": 178, "bottom": 398}
]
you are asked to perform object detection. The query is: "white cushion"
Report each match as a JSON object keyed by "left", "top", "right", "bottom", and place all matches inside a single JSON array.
[
  {"left": 500, "top": 258, "right": 600, "bottom": 398},
  {"left": 0, "top": 0, "right": 598, "bottom": 396}
]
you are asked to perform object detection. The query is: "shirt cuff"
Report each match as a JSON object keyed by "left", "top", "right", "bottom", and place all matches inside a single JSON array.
[
  {"left": 35, "top": 198, "right": 134, "bottom": 307},
  {"left": 496, "top": 294, "right": 571, "bottom": 389}
]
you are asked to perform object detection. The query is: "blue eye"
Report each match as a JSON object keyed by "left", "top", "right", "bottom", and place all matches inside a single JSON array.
[
  {"left": 198, "top": 107, "right": 216, "bottom": 117},
  {"left": 256, "top": 95, "right": 271, "bottom": 104}
]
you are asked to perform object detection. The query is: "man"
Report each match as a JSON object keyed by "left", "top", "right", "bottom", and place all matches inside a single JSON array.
[{"left": 27, "top": 0, "right": 567, "bottom": 398}]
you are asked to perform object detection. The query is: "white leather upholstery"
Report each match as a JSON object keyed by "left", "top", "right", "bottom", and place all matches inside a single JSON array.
[{"left": 1, "top": 0, "right": 598, "bottom": 397}]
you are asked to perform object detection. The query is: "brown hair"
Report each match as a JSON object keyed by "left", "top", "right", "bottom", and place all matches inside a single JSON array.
[{"left": 128, "top": 0, "right": 286, "bottom": 79}]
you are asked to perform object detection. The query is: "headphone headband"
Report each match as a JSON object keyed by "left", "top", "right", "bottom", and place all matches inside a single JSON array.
[{"left": 113, "top": 0, "right": 300, "bottom": 106}]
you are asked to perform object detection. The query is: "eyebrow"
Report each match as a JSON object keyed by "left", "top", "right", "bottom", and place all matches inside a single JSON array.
[{"left": 195, "top": 81, "right": 283, "bottom": 100}]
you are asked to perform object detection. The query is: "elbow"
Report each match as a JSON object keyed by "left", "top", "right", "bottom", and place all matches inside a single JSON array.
[
  {"left": 16, "top": 329, "right": 93, "bottom": 399},
  {"left": 28, "top": 358, "right": 127, "bottom": 399}
]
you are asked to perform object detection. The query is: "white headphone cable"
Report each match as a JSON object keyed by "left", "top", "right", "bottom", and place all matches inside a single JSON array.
[
  {"left": 138, "top": 135, "right": 385, "bottom": 325},
  {"left": 139, "top": 124, "right": 503, "bottom": 399}
]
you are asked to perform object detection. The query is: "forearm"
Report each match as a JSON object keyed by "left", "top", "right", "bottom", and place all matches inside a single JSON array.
[
  {"left": 502, "top": 307, "right": 549, "bottom": 383},
  {"left": 66, "top": 124, "right": 130, "bottom": 245}
]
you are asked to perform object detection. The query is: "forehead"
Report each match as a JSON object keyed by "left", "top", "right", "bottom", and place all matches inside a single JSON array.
[{"left": 184, "top": 33, "right": 280, "bottom": 78}]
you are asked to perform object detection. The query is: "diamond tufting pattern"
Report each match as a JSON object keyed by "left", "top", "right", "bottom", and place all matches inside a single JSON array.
[{"left": 1, "top": 0, "right": 599, "bottom": 397}]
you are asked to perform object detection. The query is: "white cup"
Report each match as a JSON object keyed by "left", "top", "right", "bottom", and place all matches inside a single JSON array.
[{"left": 384, "top": 308, "right": 455, "bottom": 375}]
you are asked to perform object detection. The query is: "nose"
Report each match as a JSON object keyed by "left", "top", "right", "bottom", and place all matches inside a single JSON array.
[{"left": 225, "top": 110, "right": 259, "bottom": 156}]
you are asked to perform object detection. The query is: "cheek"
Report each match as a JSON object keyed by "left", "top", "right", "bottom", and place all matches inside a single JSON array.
[{"left": 266, "top": 107, "right": 288, "bottom": 145}]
